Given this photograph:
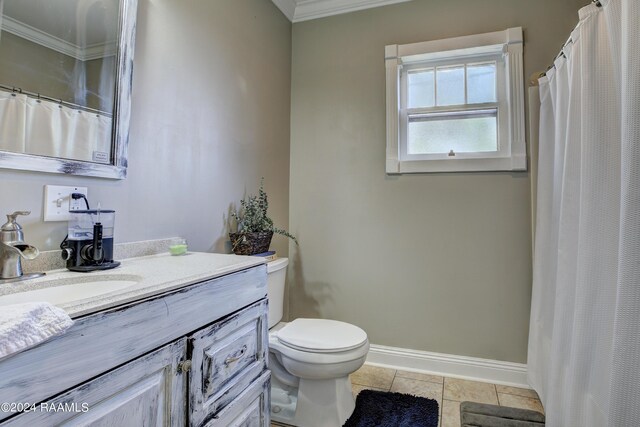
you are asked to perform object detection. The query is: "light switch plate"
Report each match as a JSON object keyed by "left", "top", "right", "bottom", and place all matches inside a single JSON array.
[{"left": 43, "top": 185, "right": 89, "bottom": 222}]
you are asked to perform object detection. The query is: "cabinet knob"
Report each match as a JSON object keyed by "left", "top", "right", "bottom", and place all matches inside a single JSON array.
[{"left": 177, "top": 360, "right": 192, "bottom": 374}]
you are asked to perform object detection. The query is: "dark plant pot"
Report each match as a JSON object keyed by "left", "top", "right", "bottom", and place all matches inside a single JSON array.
[{"left": 229, "top": 231, "right": 273, "bottom": 255}]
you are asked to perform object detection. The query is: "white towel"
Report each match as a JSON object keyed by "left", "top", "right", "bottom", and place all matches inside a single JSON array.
[{"left": 0, "top": 302, "right": 74, "bottom": 360}]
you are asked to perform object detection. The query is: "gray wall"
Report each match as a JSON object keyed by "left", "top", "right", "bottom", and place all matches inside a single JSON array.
[
  {"left": 0, "top": 0, "right": 292, "bottom": 257},
  {"left": 289, "top": 0, "right": 584, "bottom": 363}
]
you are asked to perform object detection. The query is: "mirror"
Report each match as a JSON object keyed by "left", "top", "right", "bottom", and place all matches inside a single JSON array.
[{"left": 0, "top": 0, "right": 137, "bottom": 179}]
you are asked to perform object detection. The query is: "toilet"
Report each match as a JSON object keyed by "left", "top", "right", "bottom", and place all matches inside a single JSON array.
[{"left": 266, "top": 258, "right": 369, "bottom": 427}]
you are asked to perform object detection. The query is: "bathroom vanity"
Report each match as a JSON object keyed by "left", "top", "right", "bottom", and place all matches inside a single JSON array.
[{"left": 0, "top": 253, "right": 270, "bottom": 426}]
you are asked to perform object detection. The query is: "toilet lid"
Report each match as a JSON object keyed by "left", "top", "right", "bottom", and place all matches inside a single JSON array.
[{"left": 276, "top": 318, "right": 368, "bottom": 353}]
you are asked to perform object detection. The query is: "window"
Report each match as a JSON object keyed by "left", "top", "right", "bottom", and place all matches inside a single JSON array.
[{"left": 385, "top": 28, "right": 526, "bottom": 173}]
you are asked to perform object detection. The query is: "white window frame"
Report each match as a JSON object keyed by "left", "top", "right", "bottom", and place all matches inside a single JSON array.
[{"left": 385, "top": 27, "right": 526, "bottom": 173}]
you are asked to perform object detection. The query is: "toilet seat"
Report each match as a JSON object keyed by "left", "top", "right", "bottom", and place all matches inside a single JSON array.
[
  {"left": 276, "top": 318, "right": 368, "bottom": 353},
  {"left": 269, "top": 319, "right": 369, "bottom": 367}
]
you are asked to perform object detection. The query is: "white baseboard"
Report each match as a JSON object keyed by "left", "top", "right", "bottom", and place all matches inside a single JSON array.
[{"left": 366, "top": 344, "right": 529, "bottom": 389}]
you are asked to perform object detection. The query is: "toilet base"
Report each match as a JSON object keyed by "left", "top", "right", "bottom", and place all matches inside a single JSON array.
[{"left": 271, "top": 375, "right": 356, "bottom": 427}]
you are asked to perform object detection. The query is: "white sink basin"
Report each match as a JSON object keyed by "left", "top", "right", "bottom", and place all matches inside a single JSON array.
[{"left": 0, "top": 275, "right": 142, "bottom": 307}]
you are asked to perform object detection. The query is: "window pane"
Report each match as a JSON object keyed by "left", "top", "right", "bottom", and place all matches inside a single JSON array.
[
  {"left": 407, "top": 69, "right": 435, "bottom": 108},
  {"left": 407, "top": 115, "right": 497, "bottom": 154},
  {"left": 467, "top": 63, "right": 496, "bottom": 104},
  {"left": 436, "top": 66, "right": 465, "bottom": 106}
]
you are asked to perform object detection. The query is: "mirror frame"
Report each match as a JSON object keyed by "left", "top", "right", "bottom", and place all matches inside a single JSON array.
[{"left": 0, "top": 0, "right": 138, "bottom": 180}]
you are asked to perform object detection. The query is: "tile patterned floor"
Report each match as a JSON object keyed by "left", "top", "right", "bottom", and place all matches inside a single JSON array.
[{"left": 272, "top": 363, "right": 544, "bottom": 427}]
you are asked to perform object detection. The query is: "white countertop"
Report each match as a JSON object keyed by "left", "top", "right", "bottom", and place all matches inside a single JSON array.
[{"left": 0, "top": 252, "right": 265, "bottom": 318}]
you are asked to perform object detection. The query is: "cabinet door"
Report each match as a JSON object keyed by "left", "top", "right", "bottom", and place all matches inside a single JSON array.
[
  {"left": 2, "top": 339, "right": 187, "bottom": 427},
  {"left": 189, "top": 299, "right": 268, "bottom": 427}
]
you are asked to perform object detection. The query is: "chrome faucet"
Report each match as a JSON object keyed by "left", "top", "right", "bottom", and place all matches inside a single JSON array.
[{"left": 0, "top": 211, "right": 45, "bottom": 283}]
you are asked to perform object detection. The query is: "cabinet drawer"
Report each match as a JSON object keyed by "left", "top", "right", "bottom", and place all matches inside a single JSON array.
[
  {"left": 189, "top": 299, "right": 268, "bottom": 426},
  {"left": 203, "top": 371, "right": 270, "bottom": 427}
]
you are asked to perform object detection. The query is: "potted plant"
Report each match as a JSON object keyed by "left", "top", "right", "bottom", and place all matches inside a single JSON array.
[{"left": 229, "top": 179, "right": 297, "bottom": 255}]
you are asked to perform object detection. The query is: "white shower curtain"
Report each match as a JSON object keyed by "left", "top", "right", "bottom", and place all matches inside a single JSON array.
[
  {"left": 19, "top": 97, "right": 112, "bottom": 163},
  {"left": 24, "top": 98, "right": 75, "bottom": 159},
  {"left": 528, "top": 0, "right": 639, "bottom": 426},
  {"left": 0, "top": 91, "right": 26, "bottom": 153}
]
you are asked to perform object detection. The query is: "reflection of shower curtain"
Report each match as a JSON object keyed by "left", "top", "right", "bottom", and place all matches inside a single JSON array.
[
  {"left": 528, "top": 1, "right": 639, "bottom": 426},
  {"left": 25, "top": 98, "right": 74, "bottom": 159},
  {"left": 73, "top": 110, "right": 112, "bottom": 161},
  {"left": 0, "top": 91, "right": 26, "bottom": 153},
  {"left": 14, "top": 97, "right": 113, "bottom": 163}
]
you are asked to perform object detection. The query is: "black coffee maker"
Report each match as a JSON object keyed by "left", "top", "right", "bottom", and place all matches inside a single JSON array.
[{"left": 60, "top": 209, "right": 120, "bottom": 272}]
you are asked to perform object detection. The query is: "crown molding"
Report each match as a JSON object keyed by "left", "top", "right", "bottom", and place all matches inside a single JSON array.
[
  {"left": 272, "top": 0, "right": 413, "bottom": 23},
  {"left": 1, "top": 16, "right": 116, "bottom": 61},
  {"left": 271, "top": 0, "right": 297, "bottom": 21}
]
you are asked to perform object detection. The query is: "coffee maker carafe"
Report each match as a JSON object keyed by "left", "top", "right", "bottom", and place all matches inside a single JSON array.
[{"left": 61, "top": 209, "right": 120, "bottom": 272}]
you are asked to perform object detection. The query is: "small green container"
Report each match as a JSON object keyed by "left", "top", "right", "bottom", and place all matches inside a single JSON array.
[{"left": 169, "top": 239, "right": 188, "bottom": 256}]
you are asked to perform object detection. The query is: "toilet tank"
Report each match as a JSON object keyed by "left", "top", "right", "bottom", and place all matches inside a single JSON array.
[{"left": 266, "top": 257, "right": 288, "bottom": 328}]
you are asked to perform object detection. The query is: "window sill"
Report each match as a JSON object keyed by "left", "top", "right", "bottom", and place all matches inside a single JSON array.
[{"left": 387, "top": 154, "right": 527, "bottom": 174}]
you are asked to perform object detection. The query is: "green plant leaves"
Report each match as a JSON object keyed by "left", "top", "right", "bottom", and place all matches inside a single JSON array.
[{"left": 230, "top": 179, "right": 298, "bottom": 245}]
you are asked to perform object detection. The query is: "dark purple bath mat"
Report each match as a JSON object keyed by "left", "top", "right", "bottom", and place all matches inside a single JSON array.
[{"left": 343, "top": 389, "right": 439, "bottom": 427}]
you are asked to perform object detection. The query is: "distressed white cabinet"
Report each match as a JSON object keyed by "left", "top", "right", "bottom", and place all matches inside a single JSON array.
[
  {"left": 3, "top": 339, "right": 187, "bottom": 426},
  {"left": 0, "top": 265, "right": 270, "bottom": 427},
  {"left": 189, "top": 301, "right": 269, "bottom": 426}
]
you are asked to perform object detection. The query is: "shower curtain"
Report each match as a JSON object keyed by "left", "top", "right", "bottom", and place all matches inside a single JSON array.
[
  {"left": 0, "top": 90, "right": 112, "bottom": 163},
  {"left": 25, "top": 98, "right": 77, "bottom": 159},
  {"left": 528, "top": 0, "right": 639, "bottom": 426},
  {"left": 0, "top": 91, "right": 26, "bottom": 153},
  {"left": 24, "top": 99, "right": 112, "bottom": 162}
]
